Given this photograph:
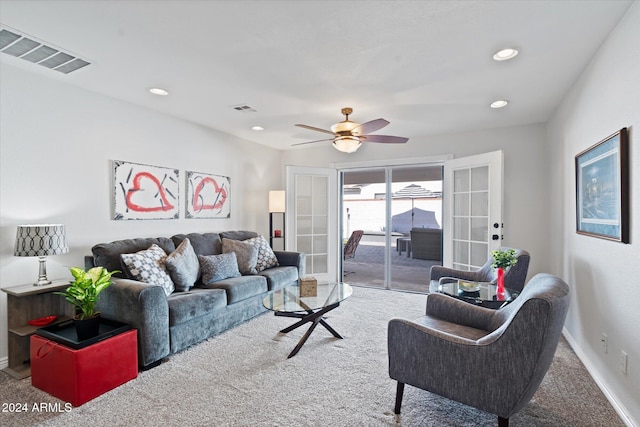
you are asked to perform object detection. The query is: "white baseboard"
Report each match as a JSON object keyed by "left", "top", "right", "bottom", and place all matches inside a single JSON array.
[
  {"left": 562, "top": 328, "right": 637, "bottom": 427},
  {"left": 0, "top": 356, "right": 7, "bottom": 370}
]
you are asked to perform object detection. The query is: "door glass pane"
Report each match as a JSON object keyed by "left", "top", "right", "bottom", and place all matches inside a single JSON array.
[
  {"left": 454, "top": 193, "right": 469, "bottom": 216},
  {"left": 454, "top": 217, "right": 469, "bottom": 240},
  {"left": 454, "top": 240, "right": 469, "bottom": 264},
  {"left": 470, "top": 242, "right": 488, "bottom": 267},
  {"left": 471, "top": 192, "right": 488, "bottom": 216},
  {"left": 471, "top": 166, "right": 489, "bottom": 191},
  {"left": 470, "top": 217, "right": 488, "bottom": 242},
  {"left": 454, "top": 169, "right": 469, "bottom": 192}
]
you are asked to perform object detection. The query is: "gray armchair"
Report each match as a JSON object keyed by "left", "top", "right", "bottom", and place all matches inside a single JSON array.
[
  {"left": 429, "top": 247, "right": 530, "bottom": 292},
  {"left": 388, "top": 273, "right": 570, "bottom": 426}
]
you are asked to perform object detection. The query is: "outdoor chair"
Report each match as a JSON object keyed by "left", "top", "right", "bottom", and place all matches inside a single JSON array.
[
  {"left": 410, "top": 228, "right": 442, "bottom": 261},
  {"left": 388, "top": 273, "right": 570, "bottom": 426},
  {"left": 343, "top": 230, "right": 364, "bottom": 260},
  {"left": 429, "top": 247, "right": 530, "bottom": 292}
]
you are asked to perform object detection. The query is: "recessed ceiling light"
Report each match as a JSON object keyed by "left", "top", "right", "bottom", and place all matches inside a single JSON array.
[
  {"left": 490, "top": 100, "right": 509, "bottom": 109},
  {"left": 251, "top": 126, "right": 264, "bottom": 131},
  {"left": 493, "top": 48, "right": 519, "bottom": 61},
  {"left": 149, "top": 87, "right": 169, "bottom": 96}
]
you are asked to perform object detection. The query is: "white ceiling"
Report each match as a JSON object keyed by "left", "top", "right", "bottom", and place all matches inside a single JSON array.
[{"left": 0, "top": 0, "right": 633, "bottom": 151}]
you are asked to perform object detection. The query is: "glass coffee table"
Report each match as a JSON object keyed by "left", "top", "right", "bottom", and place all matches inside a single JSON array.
[
  {"left": 430, "top": 278, "right": 518, "bottom": 309},
  {"left": 263, "top": 282, "right": 353, "bottom": 358}
]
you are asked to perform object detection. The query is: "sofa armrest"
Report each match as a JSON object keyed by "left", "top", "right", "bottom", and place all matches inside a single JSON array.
[
  {"left": 274, "top": 251, "right": 306, "bottom": 278},
  {"left": 96, "top": 278, "right": 170, "bottom": 368}
]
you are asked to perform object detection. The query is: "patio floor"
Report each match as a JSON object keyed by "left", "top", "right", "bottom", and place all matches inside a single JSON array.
[{"left": 342, "top": 233, "right": 441, "bottom": 293}]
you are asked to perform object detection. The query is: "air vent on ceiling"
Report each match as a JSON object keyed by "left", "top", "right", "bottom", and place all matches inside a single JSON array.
[
  {"left": 231, "top": 104, "right": 257, "bottom": 112},
  {"left": 0, "top": 26, "right": 90, "bottom": 74}
]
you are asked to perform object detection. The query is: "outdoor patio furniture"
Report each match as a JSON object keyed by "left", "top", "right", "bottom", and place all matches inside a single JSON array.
[
  {"left": 343, "top": 230, "right": 364, "bottom": 260},
  {"left": 410, "top": 228, "right": 442, "bottom": 261},
  {"left": 429, "top": 247, "right": 530, "bottom": 292}
]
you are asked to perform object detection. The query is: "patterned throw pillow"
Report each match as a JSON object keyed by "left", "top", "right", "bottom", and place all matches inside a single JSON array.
[
  {"left": 221, "top": 238, "right": 258, "bottom": 275},
  {"left": 245, "top": 235, "right": 279, "bottom": 272},
  {"left": 165, "top": 238, "right": 199, "bottom": 291},
  {"left": 199, "top": 253, "right": 241, "bottom": 284},
  {"left": 120, "top": 244, "right": 175, "bottom": 296}
]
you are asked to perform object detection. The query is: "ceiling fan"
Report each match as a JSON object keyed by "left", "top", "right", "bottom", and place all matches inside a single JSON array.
[{"left": 293, "top": 107, "right": 409, "bottom": 153}]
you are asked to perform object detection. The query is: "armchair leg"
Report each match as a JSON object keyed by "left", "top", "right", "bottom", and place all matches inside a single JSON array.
[
  {"left": 498, "top": 416, "right": 509, "bottom": 427},
  {"left": 394, "top": 382, "right": 405, "bottom": 414}
]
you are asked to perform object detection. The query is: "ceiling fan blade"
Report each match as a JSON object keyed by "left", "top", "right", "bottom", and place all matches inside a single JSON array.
[
  {"left": 292, "top": 138, "right": 334, "bottom": 146},
  {"left": 352, "top": 118, "right": 389, "bottom": 135},
  {"left": 361, "top": 135, "right": 409, "bottom": 144},
  {"left": 295, "top": 124, "right": 335, "bottom": 135}
]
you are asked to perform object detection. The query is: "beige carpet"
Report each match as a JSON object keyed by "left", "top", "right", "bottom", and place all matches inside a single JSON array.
[{"left": 0, "top": 286, "right": 624, "bottom": 426}]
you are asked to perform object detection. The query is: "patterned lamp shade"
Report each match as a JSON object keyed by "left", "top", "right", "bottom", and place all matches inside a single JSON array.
[
  {"left": 14, "top": 224, "right": 69, "bottom": 257},
  {"left": 14, "top": 224, "right": 69, "bottom": 286}
]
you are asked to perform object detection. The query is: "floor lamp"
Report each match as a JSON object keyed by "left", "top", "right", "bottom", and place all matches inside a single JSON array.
[{"left": 269, "top": 191, "right": 285, "bottom": 250}]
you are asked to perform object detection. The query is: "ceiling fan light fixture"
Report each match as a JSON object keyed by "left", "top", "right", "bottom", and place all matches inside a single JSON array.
[
  {"left": 333, "top": 136, "right": 361, "bottom": 153},
  {"left": 331, "top": 120, "right": 359, "bottom": 135}
]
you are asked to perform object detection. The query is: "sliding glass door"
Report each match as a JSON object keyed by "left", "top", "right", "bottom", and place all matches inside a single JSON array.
[{"left": 341, "top": 165, "right": 443, "bottom": 292}]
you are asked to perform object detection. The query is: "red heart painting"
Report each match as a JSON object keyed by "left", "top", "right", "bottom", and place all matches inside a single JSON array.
[
  {"left": 126, "top": 172, "right": 175, "bottom": 212},
  {"left": 192, "top": 177, "right": 227, "bottom": 211}
]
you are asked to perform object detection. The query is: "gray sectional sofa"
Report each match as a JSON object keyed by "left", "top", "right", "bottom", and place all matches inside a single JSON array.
[{"left": 85, "top": 230, "right": 305, "bottom": 369}]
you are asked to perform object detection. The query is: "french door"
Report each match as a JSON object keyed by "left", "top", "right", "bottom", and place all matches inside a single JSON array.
[
  {"left": 285, "top": 166, "right": 338, "bottom": 282},
  {"left": 443, "top": 151, "right": 504, "bottom": 270}
]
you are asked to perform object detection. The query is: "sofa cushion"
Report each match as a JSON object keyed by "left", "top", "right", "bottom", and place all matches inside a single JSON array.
[
  {"left": 199, "top": 253, "right": 241, "bottom": 284},
  {"left": 219, "top": 230, "right": 258, "bottom": 241},
  {"left": 92, "top": 237, "right": 176, "bottom": 278},
  {"left": 245, "top": 235, "right": 279, "bottom": 272},
  {"left": 120, "top": 244, "right": 175, "bottom": 296},
  {"left": 199, "top": 275, "right": 268, "bottom": 304},
  {"left": 171, "top": 233, "right": 221, "bottom": 256},
  {"left": 258, "top": 266, "right": 299, "bottom": 291},
  {"left": 222, "top": 238, "right": 258, "bottom": 275},
  {"left": 167, "top": 288, "right": 227, "bottom": 326},
  {"left": 165, "top": 238, "right": 199, "bottom": 292}
]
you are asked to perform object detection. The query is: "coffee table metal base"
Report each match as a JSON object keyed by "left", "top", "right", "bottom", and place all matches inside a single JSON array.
[{"left": 275, "top": 302, "right": 343, "bottom": 358}]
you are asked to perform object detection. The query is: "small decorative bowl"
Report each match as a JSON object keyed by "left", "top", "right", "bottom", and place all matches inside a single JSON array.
[
  {"left": 458, "top": 280, "right": 480, "bottom": 292},
  {"left": 28, "top": 315, "right": 57, "bottom": 326}
]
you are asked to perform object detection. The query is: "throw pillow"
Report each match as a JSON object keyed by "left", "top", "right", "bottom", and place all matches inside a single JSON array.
[
  {"left": 120, "top": 244, "right": 175, "bottom": 296},
  {"left": 165, "top": 238, "right": 199, "bottom": 291},
  {"left": 199, "top": 253, "right": 241, "bottom": 284},
  {"left": 245, "top": 235, "right": 279, "bottom": 272},
  {"left": 221, "top": 238, "right": 258, "bottom": 275}
]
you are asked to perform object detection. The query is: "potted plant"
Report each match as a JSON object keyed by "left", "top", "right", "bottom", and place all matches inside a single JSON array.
[
  {"left": 491, "top": 249, "right": 518, "bottom": 300},
  {"left": 56, "top": 266, "right": 119, "bottom": 340}
]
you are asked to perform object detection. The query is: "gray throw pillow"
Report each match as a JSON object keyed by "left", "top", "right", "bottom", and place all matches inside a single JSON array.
[
  {"left": 120, "top": 244, "right": 175, "bottom": 296},
  {"left": 245, "top": 235, "right": 279, "bottom": 272},
  {"left": 199, "top": 253, "right": 241, "bottom": 284},
  {"left": 165, "top": 238, "right": 199, "bottom": 291},
  {"left": 222, "top": 238, "right": 258, "bottom": 275}
]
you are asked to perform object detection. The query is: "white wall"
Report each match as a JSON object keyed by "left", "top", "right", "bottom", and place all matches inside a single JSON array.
[
  {"left": 0, "top": 64, "right": 282, "bottom": 365},
  {"left": 546, "top": 3, "right": 640, "bottom": 425},
  {"left": 283, "top": 123, "right": 550, "bottom": 277}
]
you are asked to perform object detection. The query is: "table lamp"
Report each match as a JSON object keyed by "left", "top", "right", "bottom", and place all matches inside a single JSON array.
[{"left": 14, "top": 224, "right": 69, "bottom": 286}]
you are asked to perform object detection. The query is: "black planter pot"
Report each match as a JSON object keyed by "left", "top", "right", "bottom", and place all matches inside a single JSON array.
[{"left": 74, "top": 314, "right": 101, "bottom": 341}]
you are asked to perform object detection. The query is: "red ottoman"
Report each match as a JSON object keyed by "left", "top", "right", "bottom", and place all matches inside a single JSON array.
[{"left": 31, "top": 329, "right": 137, "bottom": 406}]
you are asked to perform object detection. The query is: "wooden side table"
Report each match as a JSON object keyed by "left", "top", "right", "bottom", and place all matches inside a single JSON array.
[{"left": 1, "top": 280, "right": 74, "bottom": 379}]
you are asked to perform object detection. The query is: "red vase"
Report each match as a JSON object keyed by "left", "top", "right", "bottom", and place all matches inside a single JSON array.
[{"left": 496, "top": 267, "right": 506, "bottom": 301}]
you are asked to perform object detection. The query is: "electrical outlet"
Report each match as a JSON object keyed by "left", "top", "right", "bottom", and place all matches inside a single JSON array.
[
  {"left": 601, "top": 333, "right": 608, "bottom": 354},
  {"left": 620, "top": 351, "right": 628, "bottom": 375}
]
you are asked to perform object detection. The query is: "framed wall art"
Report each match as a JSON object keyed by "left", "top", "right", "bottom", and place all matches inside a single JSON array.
[
  {"left": 113, "top": 160, "right": 179, "bottom": 220},
  {"left": 575, "top": 128, "right": 629, "bottom": 243},
  {"left": 186, "top": 171, "right": 230, "bottom": 219}
]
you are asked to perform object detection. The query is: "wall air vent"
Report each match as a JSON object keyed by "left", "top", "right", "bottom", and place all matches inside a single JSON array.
[
  {"left": 231, "top": 104, "right": 257, "bottom": 112},
  {"left": 0, "top": 26, "right": 90, "bottom": 74}
]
